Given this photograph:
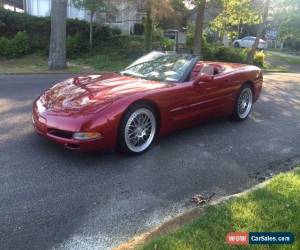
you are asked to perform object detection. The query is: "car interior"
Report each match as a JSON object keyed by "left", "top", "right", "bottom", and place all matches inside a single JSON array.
[{"left": 189, "top": 63, "right": 225, "bottom": 81}]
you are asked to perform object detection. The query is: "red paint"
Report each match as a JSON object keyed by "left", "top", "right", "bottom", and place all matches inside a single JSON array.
[
  {"left": 226, "top": 232, "right": 249, "bottom": 245},
  {"left": 32, "top": 62, "right": 263, "bottom": 151}
]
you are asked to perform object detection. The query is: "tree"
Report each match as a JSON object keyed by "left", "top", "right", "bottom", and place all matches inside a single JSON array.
[
  {"left": 271, "top": 0, "right": 300, "bottom": 47},
  {"left": 72, "top": 0, "right": 111, "bottom": 49},
  {"left": 210, "top": 0, "right": 260, "bottom": 42},
  {"left": 141, "top": 0, "right": 174, "bottom": 52},
  {"left": 48, "top": 0, "right": 68, "bottom": 70},
  {"left": 144, "top": 5, "right": 153, "bottom": 53},
  {"left": 193, "top": 0, "right": 207, "bottom": 56},
  {"left": 158, "top": 0, "right": 190, "bottom": 29},
  {"left": 247, "top": 0, "right": 270, "bottom": 64}
]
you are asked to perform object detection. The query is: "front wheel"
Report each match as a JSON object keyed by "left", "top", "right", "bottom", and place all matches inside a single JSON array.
[
  {"left": 118, "top": 103, "right": 157, "bottom": 154},
  {"left": 232, "top": 85, "right": 253, "bottom": 121}
]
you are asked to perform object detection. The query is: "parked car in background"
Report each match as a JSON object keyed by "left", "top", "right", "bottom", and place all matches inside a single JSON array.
[{"left": 233, "top": 36, "right": 267, "bottom": 50}]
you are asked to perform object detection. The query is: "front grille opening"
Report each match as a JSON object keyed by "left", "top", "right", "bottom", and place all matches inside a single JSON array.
[{"left": 48, "top": 128, "right": 73, "bottom": 139}]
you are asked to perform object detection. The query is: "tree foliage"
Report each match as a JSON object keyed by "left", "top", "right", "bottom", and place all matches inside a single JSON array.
[
  {"left": 72, "top": 0, "right": 113, "bottom": 48},
  {"left": 211, "top": 0, "right": 260, "bottom": 39},
  {"left": 139, "top": 0, "right": 174, "bottom": 52},
  {"left": 271, "top": 0, "right": 300, "bottom": 41}
]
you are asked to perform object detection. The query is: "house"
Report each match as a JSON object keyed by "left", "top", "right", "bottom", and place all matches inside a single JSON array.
[
  {"left": 1, "top": 0, "right": 146, "bottom": 34},
  {"left": 100, "top": 0, "right": 146, "bottom": 34}
]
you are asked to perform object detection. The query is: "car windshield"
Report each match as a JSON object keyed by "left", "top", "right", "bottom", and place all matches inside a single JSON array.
[{"left": 120, "top": 51, "right": 197, "bottom": 82}]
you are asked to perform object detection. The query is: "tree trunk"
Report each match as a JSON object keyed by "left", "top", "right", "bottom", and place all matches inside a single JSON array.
[
  {"left": 144, "top": 6, "right": 153, "bottom": 53},
  {"left": 89, "top": 10, "right": 94, "bottom": 49},
  {"left": 237, "top": 18, "right": 242, "bottom": 38},
  {"left": 48, "top": 0, "right": 67, "bottom": 70},
  {"left": 247, "top": 0, "right": 270, "bottom": 64},
  {"left": 193, "top": 0, "right": 206, "bottom": 56}
]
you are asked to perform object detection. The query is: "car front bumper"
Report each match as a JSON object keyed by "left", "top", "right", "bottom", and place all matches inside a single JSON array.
[{"left": 32, "top": 103, "right": 114, "bottom": 152}]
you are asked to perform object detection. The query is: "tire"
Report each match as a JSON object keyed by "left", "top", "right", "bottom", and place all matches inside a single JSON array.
[
  {"left": 232, "top": 84, "right": 253, "bottom": 121},
  {"left": 118, "top": 103, "right": 157, "bottom": 154},
  {"left": 234, "top": 42, "right": 240, "bottom": 48}
]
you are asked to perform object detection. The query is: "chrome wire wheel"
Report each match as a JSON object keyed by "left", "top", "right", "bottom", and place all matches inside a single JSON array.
[
  {"left": 124, "top": 108, "right": 156, "bottom": 153},
  {"left": 237, "top": 88, "right": 253, "bottom": 119}
]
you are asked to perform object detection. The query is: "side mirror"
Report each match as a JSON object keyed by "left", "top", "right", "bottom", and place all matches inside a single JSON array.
[{"left": 194, "top": 74, "right": 214, "bottom": 85}]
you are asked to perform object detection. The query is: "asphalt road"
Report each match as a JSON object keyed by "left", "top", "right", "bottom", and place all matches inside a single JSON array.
[{"left": 0, "top": 73, "right": 300, "bottom": 250}]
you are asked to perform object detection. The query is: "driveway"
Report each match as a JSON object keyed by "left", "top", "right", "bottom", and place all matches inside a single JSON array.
[{"left": 0, "top": 73, "right": 299, "bottom": 250}]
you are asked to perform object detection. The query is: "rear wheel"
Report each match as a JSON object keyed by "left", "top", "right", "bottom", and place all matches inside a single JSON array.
[
  {"left": 232, "top": 84, "right": 253, "bottom": 121},
  {"left": 118, "top": 103, "right": 157, "bottom": 154}
]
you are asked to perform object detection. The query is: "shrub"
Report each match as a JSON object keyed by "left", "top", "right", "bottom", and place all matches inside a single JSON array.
[
  {"left": 10, "top": 31, "right": 31, "bottom": 57},
  {"left": 93, "top": 25, "right": 112, "bottom": 44},
  {"left": 29, "top": 36, "right": 49, "bottom": 54},
  {"left": 133, "top": 23, "right": 144, "bottom": 35},
  {"left": 253, "top": 50, "right": 265, "bottom": 67},
  {"left": 0, "top": 31, "right": 31, "bottom": 58},
  {"left": 0, "top": 36, "right": 10, "bottom": 57},
  {"left": 161, "top": 38, "right": 174, "bottom": 51},
  {"left": 0, "top": 7, "right": 120, "bottom": 57},
  {"left": 211, "top": 47, "right": 248, "bottom": 63},
  {"left": 124, "top": 40, "right": 144, "bottom": 58},
  {"left": 66, "top": 33, "right": 88, "bottom": 59},
  {"left": 111, "top": 26, "right": 122, "bottom": 35},
  {"left": 284, "top": 36, "right": 300, "bottom": 51}
]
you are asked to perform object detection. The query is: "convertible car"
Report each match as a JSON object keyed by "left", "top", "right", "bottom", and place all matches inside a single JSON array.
[{"left": 32, "top": 51, "right": 263, "bottom": 154}]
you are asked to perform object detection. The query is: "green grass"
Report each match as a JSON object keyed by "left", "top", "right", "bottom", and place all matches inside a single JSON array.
[
  {"left": 142, "top": 168, "right": 300, "bottom": 250},
  {"left": 0, "top": 48, "right": 140, "bottom": 74},
  {"left": 72, "top": 47, "right": 140, "bottom": 72},
  {"left": 268, "top": 54, "right": 300, "bottom": 65},
  {"left": 0, "top": 53, "right": 97, "bottom": 74},
  {"left": 262, "top": 62, "right": 290, "bottom": 73}
]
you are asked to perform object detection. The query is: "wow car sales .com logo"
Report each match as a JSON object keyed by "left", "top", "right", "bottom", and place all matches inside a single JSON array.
[{"left": 226, "top": 232, "right": 294, "bottom": 245}]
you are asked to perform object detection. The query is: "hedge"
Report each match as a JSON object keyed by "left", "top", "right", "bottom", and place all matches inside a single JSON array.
[
  {"left": 0, "top": 7, "right": 121, "bottom": 57},
  {"left": 0, "top": 31, "right": 31, "bottom": 58}
]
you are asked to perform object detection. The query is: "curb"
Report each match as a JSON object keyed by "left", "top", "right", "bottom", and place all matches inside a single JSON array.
[{"left": 114, "top": 166, "right": 300, "bottom": 250}]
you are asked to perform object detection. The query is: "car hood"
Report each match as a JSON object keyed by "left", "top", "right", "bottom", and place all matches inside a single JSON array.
[{"left": 38, "top": 73, "right": 168, "bottom": 115}]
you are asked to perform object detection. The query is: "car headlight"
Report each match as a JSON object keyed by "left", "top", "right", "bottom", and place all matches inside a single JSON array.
[{"left": 73, "top": 132, "right": 102, "bottom": 141}]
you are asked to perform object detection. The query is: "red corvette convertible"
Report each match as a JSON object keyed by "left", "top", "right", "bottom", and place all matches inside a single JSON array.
[{"left": 32, "top": 51, "right": 263, "bottom": 154}]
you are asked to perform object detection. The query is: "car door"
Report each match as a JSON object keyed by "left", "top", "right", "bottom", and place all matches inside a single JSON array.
[
  {"left": 167, "top": 74, "right": 229, "bottom": 126},
  {"left": 241, "top": 37, "right": 250, "bottom": 48}
]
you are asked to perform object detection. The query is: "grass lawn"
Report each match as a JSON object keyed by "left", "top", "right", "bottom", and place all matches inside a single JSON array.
[
  {"left": 262, "top": 62, "right": 290, "bottom": 73},
  {"left": 72, "top": 48, "right": 138, "bottom": 72},
  {"left": 267, "top": 52, "right": 300, "bottom": 65},
  {"left": 142, "top": 168, "right": 300, "bottom": 250},
  {"left": 0, "top": 54, "right": 98, "bottom": 74},
  {"left": 0, "top": 49, "right": 135, "bottom": 74}
]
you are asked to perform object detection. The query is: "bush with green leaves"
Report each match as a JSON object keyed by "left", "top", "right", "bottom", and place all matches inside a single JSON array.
[
  {"left": 124, "top": 40, "right": 144, "bottom": 58},
  {"left": 213, "top": 47, "right": 248, "bottom": 63},
  {"left": 0, "top": 7, "right": 121, "bottom": 57},
  {"left": 66, "top": 33, "right": 88, "bottom": 59},
  {"left": 0, "top": 36, "right": 10, "bottom": 57},
  {"left": 133, "top": 23, "right": 144, "bottom": 35},
  {"left": 111, "top": 27, "right": 122, "bottom": 35},
  {"left": 0, "top": 31, "right": 31, "bottom": 58},
  {"left": 10, "top": 31, "right": 31, "bottom": 57}
]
